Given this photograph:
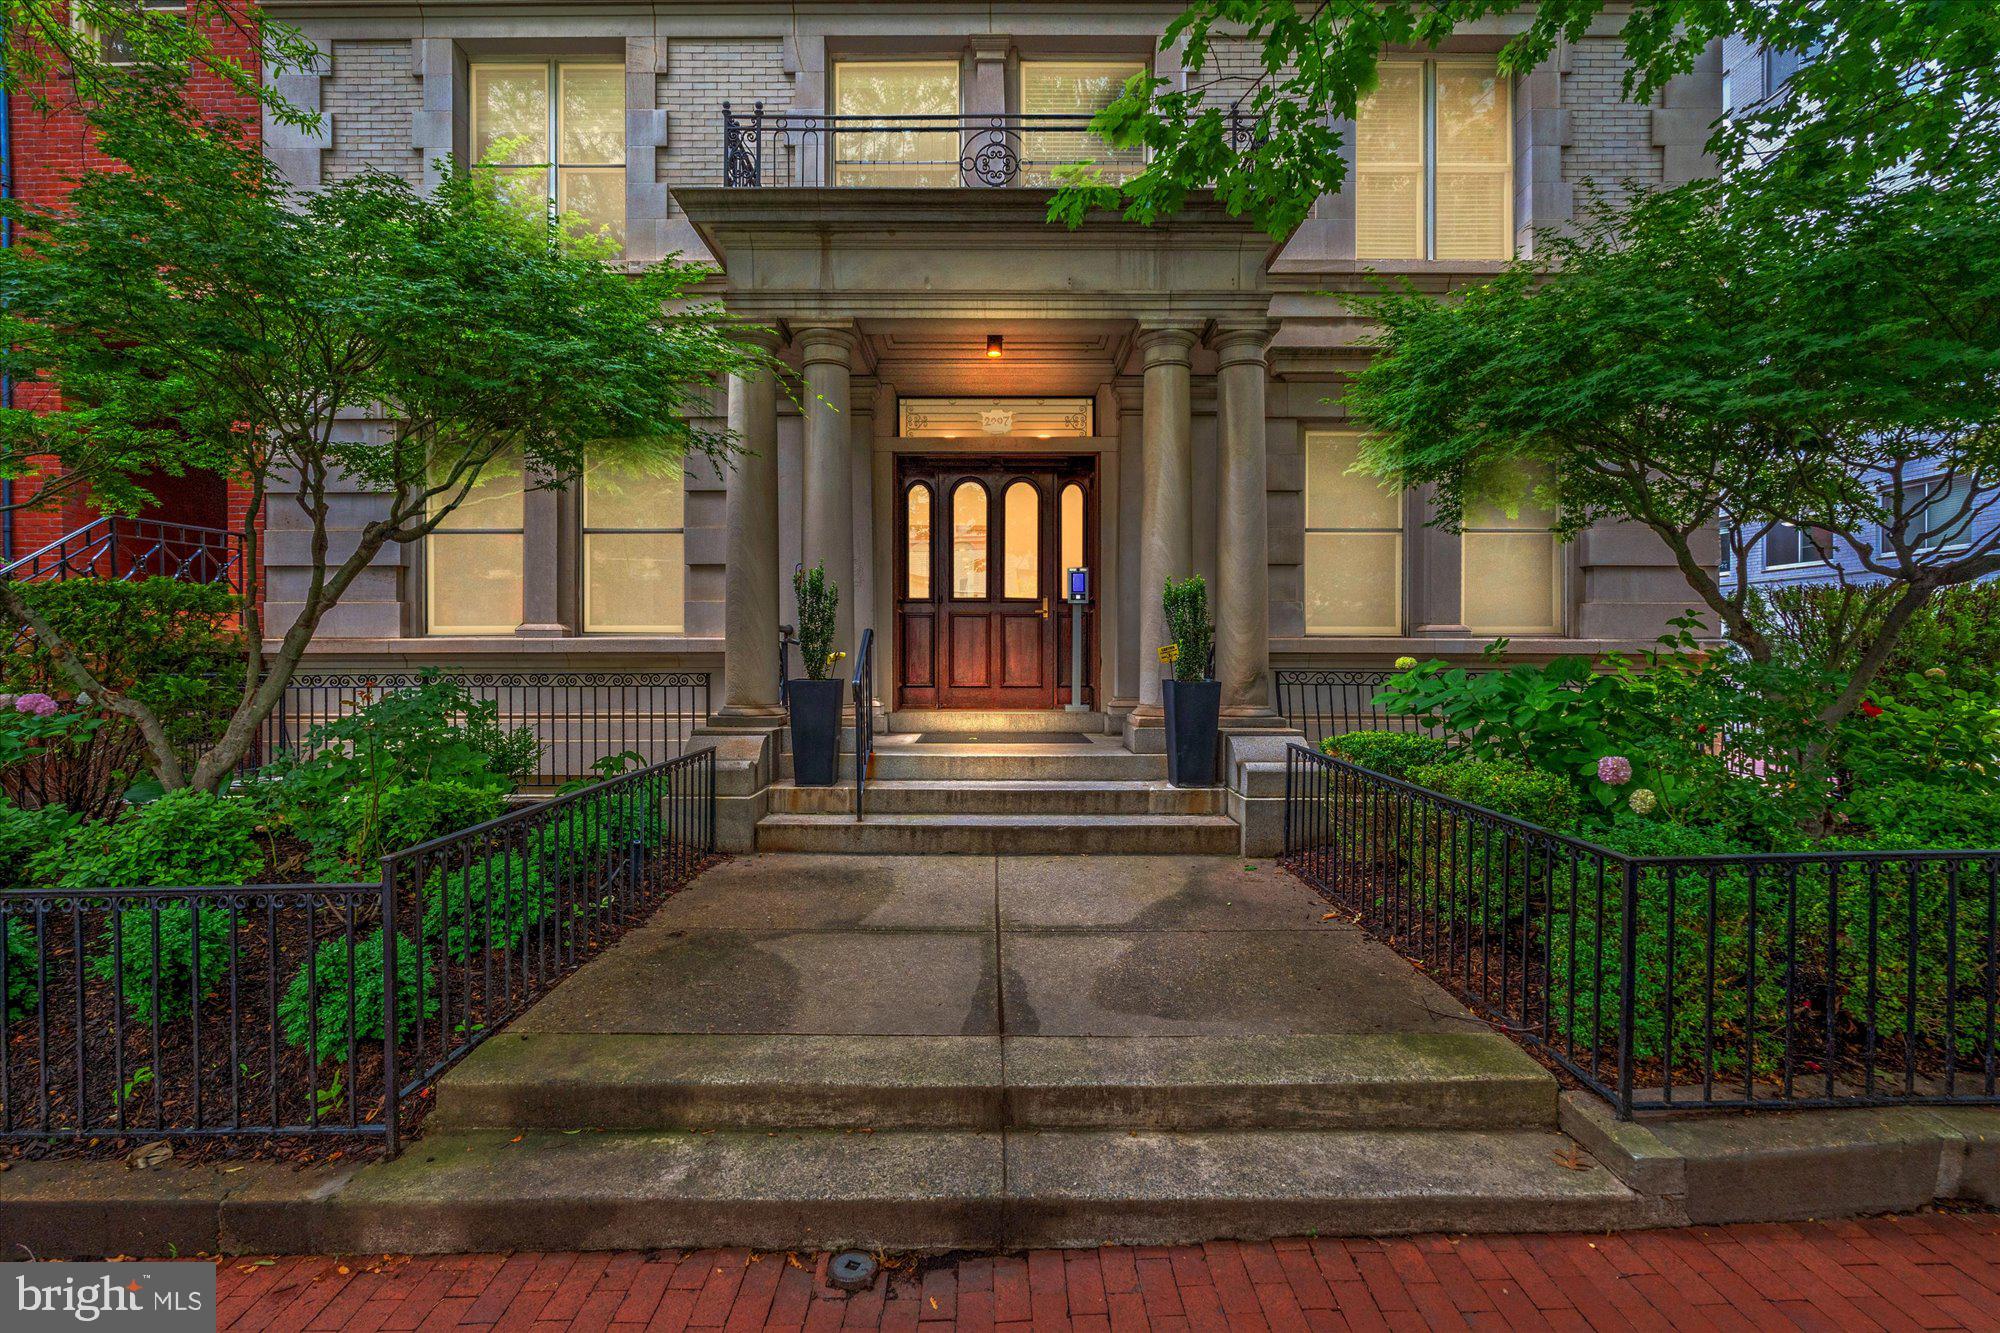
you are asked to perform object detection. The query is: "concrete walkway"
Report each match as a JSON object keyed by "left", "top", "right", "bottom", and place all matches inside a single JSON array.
[{"left": 507, "top": 854, "right": 1475, "bottom": 1041}]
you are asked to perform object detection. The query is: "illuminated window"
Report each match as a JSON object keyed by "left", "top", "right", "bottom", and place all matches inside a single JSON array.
[
  {"left": 428, "top": 453, "right": 525, "bottom": 635},
  {"left": 1002, "top": 481, "right": 1040, "bottom": 599},
  {"left": 1303, "top": 431, "right": 1403, "bottom": 635},
  {"left": 582, "top": 455, "right": 684, "bottom": 633},
  {"left": 905, "top": 484, "right": 933, "bottom": 599},
  {"left": 1060, "top": 483, "right": 1085, "bottom": 576},
  {"left": 1462, "top": 469, "right": 1562, "bottom": 635},
  {"left": 833, "top": 61, "right": 962, "bottom": 186},
  {"left": 1018, "top": 60, "right": 1147, "bottom": 185},
  {"left": 951, "top": 481, "right": 989, "bottom": 598},
  {"left": 897, "top": 397, "right": 1093, "bottom": 438},
  {"left": 1355, "top": 59, "right": 1512, "bottom": 260},
  {"left": 471, "top": 62, "right": 626, "bottom": 251}
]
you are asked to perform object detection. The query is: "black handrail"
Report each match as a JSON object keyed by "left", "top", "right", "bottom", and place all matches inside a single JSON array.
[
  {"left": 0, "top": 515, "right": 245, "bottom": 591},
  {"left": 851, "top": 627, "right": 874, "bottom": 823},
  {"left": 778, "top": 625, "right": 796, "bottom": 706}
]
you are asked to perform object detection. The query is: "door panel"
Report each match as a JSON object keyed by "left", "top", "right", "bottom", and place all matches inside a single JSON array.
[{"left": 896, "top": 455, "right": 1097, "bottom": 711}]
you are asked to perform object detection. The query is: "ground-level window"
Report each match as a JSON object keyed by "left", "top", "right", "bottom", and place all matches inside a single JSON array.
[
  {"left": 470, "top": 60, "right": 626, "bottom": 251},
  {"left": 582, "top": 455, "right": 684, "bottom": 633},
  {"left": 1461, "top": 470, "right": 1562, "bottom": 635},
  {"left": 1018, "top": 60, "right": 1148, "bottom": 186},
  {"left": 833, "top": 61, "right": 962, "bottom": 187},
  {"left": 1303, "top": 430, "right": 1403, "bottom": 635},
  {"left": 428, "top": 453, "right": 525, "bottom": 635},
  {"left": 1355, "top": 58, "right": 1513, "bottom": 260}
]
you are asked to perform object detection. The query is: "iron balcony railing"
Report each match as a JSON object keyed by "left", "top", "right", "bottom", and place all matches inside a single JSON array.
[
  {"left": 721, "top": 103, "right": 1257, "bottom": 189},
  {"left": 1283, "top": 745, "right": 2000, "bottom": 1119},
  {"left": 0, "top": 515, "right": 245, "bottom": 592}
]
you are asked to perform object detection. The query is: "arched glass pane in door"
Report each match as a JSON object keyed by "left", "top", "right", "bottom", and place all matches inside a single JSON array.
[
  {"left": 1060, "top": 483, "right": 1085, "bottom": 578},
  {"left": 905, "top": 484, "right": 932, "bottom": 599},
  {"left": 1003, "top": 481, "right": 1039, "bottom": 599},
  {"left": 952, "top": 481, "right": 988, "bottom": 598}
]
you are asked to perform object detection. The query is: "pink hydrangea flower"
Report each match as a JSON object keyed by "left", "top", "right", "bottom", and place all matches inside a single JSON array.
[
  {"left": 1596, "top": 755, "right": 1633, "bottom": 786},
  {"left": 14, "top": 693, "right": 58, "bottom": 717}
]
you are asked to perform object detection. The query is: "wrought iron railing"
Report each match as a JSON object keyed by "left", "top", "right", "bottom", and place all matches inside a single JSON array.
[
  {"left": 269, "top": 672, "right": 712, "bottom": 787},
  {"left": 0, "top": 749, "right": 716, "bottom": 1151},
  {"left": 1284, "top": 744, "right": 2000, "bottom": 1118},
  {"left": 720, "top": 103, "right": 1260, "bottom": 189},
  {"left": 0, "top": 515, "right": 245, "bottom": 591},
  {"left": 1274, "top": 669, "right": 1434, "bottom": 745},
  {"left": 852, "top": 627, "right": 874, "bottom": 822}
]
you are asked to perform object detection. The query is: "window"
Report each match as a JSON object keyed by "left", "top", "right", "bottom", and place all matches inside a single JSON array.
[
  {"left": 1762, "top": 522, "right": 1831, "bottom": 569},
  {"left": 582, "top": 455, "right": 684, "bottom": 633},
  {"left": 1018, "top": 60, "right": 1147, "bottom": 186},
  {"left": 1002, "top": 481, "right": 1040, "bottom": 599},
  {"left": 428, "top": 454, "right": 525, "bottom": 635},
  {"left": 1462, "top": 469, "right": 1562, "bottom": 635},
  {"left": 1718, "top": 521, "right": 1735, "bottom": 576},
  {"left": 833, "top": 61, "right": 962, "bottom": 186},
  {"left": 73, "top": 0, "right": 181, "bottom": 67},
  {"left": 1303, "top": 431, "right": 1403, "bottom": 635},
  {"left": 905, "top": 484, "right": 933, "bottom": 599},
  {"left": 1901, "top": 474, "right": 1977, "bottom": 552},
  {"left": 1060, "top": 483, "right": 1086, "bottom": 578},
  {"left": 471, "top": 62, "right": 625, "bottom": 251},
  {"left": 951, "top": 481, "right": 989, "bottom": 598},
  {"left": 1355, "top": 59, "right": 1512, "bottom": 260}
]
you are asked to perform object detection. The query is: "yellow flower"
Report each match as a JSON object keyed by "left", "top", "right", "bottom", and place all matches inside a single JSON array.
[{"left": 1393, "top": 656, "right": 1419, "bottom": 671}]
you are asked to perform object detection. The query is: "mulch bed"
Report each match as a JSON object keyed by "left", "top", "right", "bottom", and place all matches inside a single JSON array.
[{"left": 2, "top": 850, "right": 720, "bottom": 1166}]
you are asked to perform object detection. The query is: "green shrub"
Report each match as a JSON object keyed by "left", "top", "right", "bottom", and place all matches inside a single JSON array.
[
  {"left": 1321, "top": 732, "right": 1457, "bottom": 780},
  {"left": 1837, "top": 780, "right": 2000, "bottom": 849},
  {"left": 278, "top": 928, "right": 434, "bottom": 1059},
  {"left": 420, "top": 851, "right": 555, "bottom": 962},
  {"left": 0, "top": 799, "right": 79, "bottom": 887},
  {"left": 1163, "top": 575, "right": 1213, "bottom": 683},
  {"left": 45, "top": 788, "right": 265, "bottom": 889},
  {"left": 5, "top": 917, "right": 38, "bottom": 1023},
  {"left": 1880, "top": 583, "right": 2000, "bottom": 689},
  {"left": 290, "top": 778, "right": 508, "bottom": 881},
  {"left": 46, "top": 789, "right": 264, "bottom": 1023},
  {"left": 1409, "top": 758, "right": 1581, "bottom": 830}
]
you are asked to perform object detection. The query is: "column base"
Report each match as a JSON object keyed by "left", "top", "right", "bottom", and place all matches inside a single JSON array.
[{"left": 1220, "top": 706, "right": 1298, "bottom": 733}]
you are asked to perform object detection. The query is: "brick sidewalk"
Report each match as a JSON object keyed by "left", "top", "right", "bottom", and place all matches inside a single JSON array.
[{"left": 213, "top": 1212, "right": 2000, "bottom": 1331}]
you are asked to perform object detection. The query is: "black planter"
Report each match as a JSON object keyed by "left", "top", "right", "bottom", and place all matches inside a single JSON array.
[
  {"left": 788, "top": 678, "right": 846, "bottom": 787},
  {"left": 1161, "top": 676, "right": 1221, "bottom": 787}
]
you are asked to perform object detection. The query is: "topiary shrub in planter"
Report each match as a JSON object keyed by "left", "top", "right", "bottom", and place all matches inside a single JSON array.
[
  {"left": 1161, "top": 574, "right": 1219, "bottom": 787},
  {"left": 788, "top": 563, "right": 846, "bottom": 787}
]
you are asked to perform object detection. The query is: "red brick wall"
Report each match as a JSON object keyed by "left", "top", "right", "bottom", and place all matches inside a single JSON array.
[{"left": 6, "top": 6, "right": 264, "bottom": 590}]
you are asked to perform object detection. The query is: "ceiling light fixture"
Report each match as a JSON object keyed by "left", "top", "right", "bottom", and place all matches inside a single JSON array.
[{"left": 986, "top": 334, "right": 1004, "bottom": 358}]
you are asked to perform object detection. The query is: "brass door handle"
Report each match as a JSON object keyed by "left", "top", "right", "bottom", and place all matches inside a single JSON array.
[{"left": 1037, "top": 598, "right": 1049, "bottom": 619}]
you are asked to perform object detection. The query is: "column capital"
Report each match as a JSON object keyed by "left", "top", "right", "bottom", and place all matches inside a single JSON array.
[
  {"left": 1207, "top": 319, "right": 1275, "bottom": 368},
  {"left": 793, "top": 320, "right": 859, "bottom": 366},
  {"left": 1136, "top": 323, "right": 1200, "bottom": 366},
  {"left": 731, "top": 321, "right": 786, "bottom": 354}
]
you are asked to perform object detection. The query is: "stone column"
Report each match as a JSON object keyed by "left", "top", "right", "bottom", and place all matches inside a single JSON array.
[
  {"left": 797, "top": 322, "right": 858, "bottom": 658},
  {"left": 1212, "top": 321, "right": 1280, "bottom": 720},
  {"left": 719, "top": 331, "right": 785, "bottom": 720},
  {"left": 1134, "top": 325, "right": 1199, "bottom": 715}
]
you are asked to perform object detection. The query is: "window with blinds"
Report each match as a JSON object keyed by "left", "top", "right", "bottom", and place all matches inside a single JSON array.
[
  {"left": 582, "top": 455, "right": 685, "bottom": 634},
  {"left": 470, "top": 62, "right": 626, "bottom": 252},
  {"left": 1461, "top": 468, "right": 1562, "bottom": 635},
  {"left": 1304, "top": 431, "right": 1404, "bottom": 635},
  {"left": 1018, "top": 60, "right": 1147, "bottom": 186},
  {"left": 1355, "top": 59, "right": 1512, "bottom": 261},
  {"left": 833, "top": 61, "right": 963, "bottom": 186},
  {"left": 428, "top": 453, "right": 526, "bottom": 636}
]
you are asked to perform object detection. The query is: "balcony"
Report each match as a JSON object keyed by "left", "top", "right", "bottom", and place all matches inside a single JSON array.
[{"left": 719, "top": 104, "right": 1254, "bottom": 189}]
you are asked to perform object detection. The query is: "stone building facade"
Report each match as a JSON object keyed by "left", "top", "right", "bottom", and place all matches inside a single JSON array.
[{"left": 54, "top": 1, "right": 1722, "bottom": 851}]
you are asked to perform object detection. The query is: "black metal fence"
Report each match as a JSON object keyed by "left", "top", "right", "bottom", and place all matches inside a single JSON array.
[
  {"left": 1274, "top": 669, "right": 1433, "bottom": 745},
  {"left": 0, "top": 516, "right": 245, "bottom": 590},
  {"left": 1283, "top": 744, "right": 2000, "bottom": 1118},
  {"left": 0, "top": 749, "right": 715, "bottom": 1150},
  {"left": 268, "top": 672, "right": 712, "bottom": 786}
]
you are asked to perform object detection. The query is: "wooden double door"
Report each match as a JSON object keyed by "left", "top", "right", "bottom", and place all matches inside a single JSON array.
[{"left": 895, "top": 456, "right": 1097, "bottom": 711}]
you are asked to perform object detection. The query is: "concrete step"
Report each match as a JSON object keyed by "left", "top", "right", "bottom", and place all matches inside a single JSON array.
[
  {"left": 782, "top": 746, "right": 1169, "bottom": 783},
  {"left": 887, "top": 709, "right": 1112, "bottom": 734},
  {"left": 324, "top": 1127, "right": 1668, "bottom": 1252},
  {"left": 433, "top": 1033, "right": 1557, "bottom": 1134},
  {"left": 755, "top": 813, "right": 1241, "bottom": 855},
  {"left": 767, "top": 780, "right": 1226, "bottom": 817}
]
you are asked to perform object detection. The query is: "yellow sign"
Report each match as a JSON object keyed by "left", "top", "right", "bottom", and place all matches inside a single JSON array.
[{"left": 1157, "top": 644, "right": 1179, "bottom": 664}]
